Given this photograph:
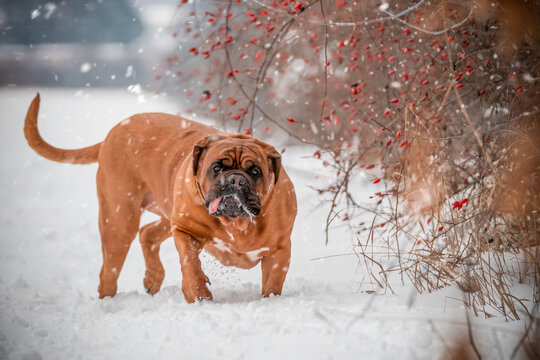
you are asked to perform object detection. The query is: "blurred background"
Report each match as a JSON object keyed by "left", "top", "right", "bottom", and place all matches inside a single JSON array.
[{"left": 0, "top": 0, "right": 176, "bottom": 87}]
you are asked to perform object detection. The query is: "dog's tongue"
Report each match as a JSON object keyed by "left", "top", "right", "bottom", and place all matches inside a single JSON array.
[{"left": 209, "top": 197, "right": 222, "bottom": 214}]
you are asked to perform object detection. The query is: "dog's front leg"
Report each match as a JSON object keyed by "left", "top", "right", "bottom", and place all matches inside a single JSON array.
[
  {"left": 261, "top": 245, "right": 291, "bottom": 297},
  {"left": 173, "top": 229, "right": 212, "bottom": 303}
]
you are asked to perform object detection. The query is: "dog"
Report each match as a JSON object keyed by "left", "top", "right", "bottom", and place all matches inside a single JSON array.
[{"left": 24, "top": 94, "right": 297, "bottom": 303}]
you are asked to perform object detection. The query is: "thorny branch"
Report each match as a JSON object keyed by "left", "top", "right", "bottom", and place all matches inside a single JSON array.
[{"left": 162, "top": 1, "right": 540, "bottom": 346}]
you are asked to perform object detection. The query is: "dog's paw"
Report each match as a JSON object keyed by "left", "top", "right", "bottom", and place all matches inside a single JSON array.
[
  {"left": 182, "top": 278, "right": 213, "bottom": 303},
  {"left": 143, "top": 269, "right": 164, "bottom": 295},
  {"left": 98, "top": 282, "right": 118, "bottom": 299}
]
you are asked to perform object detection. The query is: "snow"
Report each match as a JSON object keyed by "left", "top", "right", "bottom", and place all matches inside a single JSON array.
[
  {"left": 0, "top": 88, "right": 532, "bottom": 359},
  {"left": 245, "top": 248, "right": 269, "bottom": 262},
  {"left": 79, "top": 63, "right": 92, "bottom": 73},
  {"left": 213, "top": 238, "right": 232, "bottom": 254}
]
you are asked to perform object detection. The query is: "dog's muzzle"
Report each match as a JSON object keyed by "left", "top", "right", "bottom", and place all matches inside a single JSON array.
[{"left": 206, "top": 172, "right": 261, "bottom": 218}]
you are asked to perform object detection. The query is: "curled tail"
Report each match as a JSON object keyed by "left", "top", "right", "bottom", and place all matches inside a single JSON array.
[{"left": 24, "top": 93, "right": 101, "bottom": 164}]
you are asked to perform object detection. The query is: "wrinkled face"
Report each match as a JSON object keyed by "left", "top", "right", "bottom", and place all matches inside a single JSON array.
[{"left": 193, "top": 136, "right": 280, "bottom": 219}]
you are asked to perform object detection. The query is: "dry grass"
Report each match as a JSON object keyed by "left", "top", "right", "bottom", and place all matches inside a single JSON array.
[{"left": 307, "top": 1, "right": 540, "bottom": 323}]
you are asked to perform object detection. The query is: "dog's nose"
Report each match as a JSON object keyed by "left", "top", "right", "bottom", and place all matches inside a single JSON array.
[{"left": 229, "top": 174, "right": 246, "bottom": 189}]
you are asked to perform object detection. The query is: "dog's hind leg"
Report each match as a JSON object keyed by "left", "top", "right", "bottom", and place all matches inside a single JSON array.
[
  {"left": 96, "top": 171, "right": 143, "bottom": 299},
  {"left": 139, "top": 218, "right": 171, "bottom": 295}
]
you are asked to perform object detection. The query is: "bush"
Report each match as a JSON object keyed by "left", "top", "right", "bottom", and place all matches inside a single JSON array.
[{"left": 159, "top": 0, "right": 540, "bottom": 320}]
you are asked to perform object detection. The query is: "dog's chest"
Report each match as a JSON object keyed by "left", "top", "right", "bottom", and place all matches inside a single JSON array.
[{"left": 204, "top": 233, "right": 269, "bottom": 269}]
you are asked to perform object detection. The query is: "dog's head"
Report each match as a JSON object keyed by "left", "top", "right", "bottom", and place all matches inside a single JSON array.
[{"left": 192, "top": 134, "right": 281, "bottom": 219}]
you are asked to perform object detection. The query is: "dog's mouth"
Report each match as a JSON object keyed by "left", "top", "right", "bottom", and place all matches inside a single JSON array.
[{"left": 208, "top": 193, "right": 259, "bottom": 218}]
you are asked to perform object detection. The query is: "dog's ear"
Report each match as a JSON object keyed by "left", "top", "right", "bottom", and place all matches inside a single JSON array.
[
  {"left": 251, "top": 138, "right": 281, "bottom": 184},
  {"left": 192, "top": 135, "right": 224, "bottom": 176},
  {"left": 266, "top": 147, "right": 281, "bottom": 185}
]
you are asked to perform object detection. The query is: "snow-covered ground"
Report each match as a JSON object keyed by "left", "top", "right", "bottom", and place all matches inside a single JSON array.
[{"left": 0, "top": 88, "right": 532, "bottom": 360}]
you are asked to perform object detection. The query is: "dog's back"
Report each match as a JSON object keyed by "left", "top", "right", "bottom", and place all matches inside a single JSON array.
[{"left": 97, "top": 112, "right": 220, "bottom": 214}]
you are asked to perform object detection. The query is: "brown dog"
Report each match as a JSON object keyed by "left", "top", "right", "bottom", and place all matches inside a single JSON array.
[{"left": 24, "top": 94, "right": 297, "bottom": 303}]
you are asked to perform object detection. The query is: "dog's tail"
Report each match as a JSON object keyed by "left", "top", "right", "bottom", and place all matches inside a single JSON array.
[{"left": 24, "top": 93, "right": 101, "bottom": 164}]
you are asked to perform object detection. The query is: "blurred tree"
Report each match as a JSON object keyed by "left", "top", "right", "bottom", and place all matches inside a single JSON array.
[{"left": 0, "top": 0, "right": 143, "bottom": 44}]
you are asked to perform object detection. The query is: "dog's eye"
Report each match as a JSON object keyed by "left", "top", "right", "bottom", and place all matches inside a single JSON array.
[
  {"left": 250, "top": 167, "right": 261, "bottom": 177},
  {"left": 213, "top": 165, "right": 222, "bottom": 173}
]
